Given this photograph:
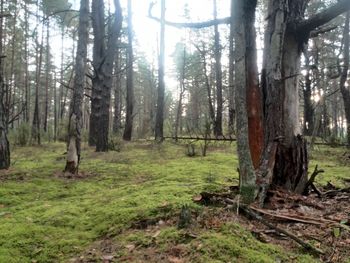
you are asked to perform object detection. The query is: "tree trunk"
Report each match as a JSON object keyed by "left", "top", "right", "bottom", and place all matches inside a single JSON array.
[
  {"left": 113, "top": 52, "right": 122, "bottom": 134},
  {"left": 0, "top": 6, "right": 10, "bottom": 169},
  {"left": 44, "top": 19, "right": 50, "bottom": 133},
  {"left": 258, "top": 1, "right": 310, "bottom": 199},
  {"left": 213, "top": 0, "right": 223, "bottom": 137},
  {"left": 123, "top": 0, "right": 134, "bottom": 141},
  {"left": 65, "top": 0, "right": 89, "bottom": 174},
  {"left": 233, "top": 0, "right": 260, "bottom": 203},
  {"left": 303, "top": 49, "right": 314, "bottom": 136},
  {"left": 32, "top": 5, "right": 44, "bottom": 145},
  {"left": 155, "top": 0, "right": 166, "bottom": 141},
  {"left": 96, "top": 1, "right": 122, "bottom": 151},
  {"left": 228, "top": 0, "right": 235, "bottom": 135},
  {"left": 89, "top": 0, "right": 106, "bottom": 147},
  {"left": 340, "top": 12, "right": 350, "bottom": 147}
]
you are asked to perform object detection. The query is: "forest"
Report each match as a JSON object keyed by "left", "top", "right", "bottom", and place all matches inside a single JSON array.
[{"left": 0, "top": 0, "right": 350, "bottom": 262}]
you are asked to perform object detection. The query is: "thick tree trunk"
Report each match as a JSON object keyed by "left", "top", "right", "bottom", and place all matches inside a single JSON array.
[
  {"left": 123, "top": 0, "right": 134, "bottom": 141},
  {"left": 89, "top": 0, "right": 106, "bottom": 147},
  {"left": 91, "top": 0, "right": 122, "bottom": 151},
  {"left": 155, "top": 0, "right": 166, "bottom": 141},
  {"left": 65, "top": 0, "right": 89, "bottom": 174}
]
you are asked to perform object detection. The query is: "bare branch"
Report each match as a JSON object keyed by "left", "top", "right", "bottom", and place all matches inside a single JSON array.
[
  {"left": 297, "top": 0, "right": 350, "bottom": 35},
  {"left": 148, "top": 2, "right": 230, "bottom": 28}
]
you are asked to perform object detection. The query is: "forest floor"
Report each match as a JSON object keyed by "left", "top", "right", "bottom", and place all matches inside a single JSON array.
[{"left": 0, "top": 140, "right": 349, "bottom": 263}]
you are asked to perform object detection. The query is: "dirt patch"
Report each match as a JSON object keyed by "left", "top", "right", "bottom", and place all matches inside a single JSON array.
[
  {"left": 0, "top": 169, "right": 28, "bottom": 181},
  {"left": 54, "top": 171, "right": 98, "bottom": 180},
  {"left": 69, "top": 238, "right": 119, "bottom": 263}
]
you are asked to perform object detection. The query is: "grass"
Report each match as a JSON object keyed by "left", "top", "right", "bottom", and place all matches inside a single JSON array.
[{"left": 0, "top": 140, "right": 348, "bottom": 262}]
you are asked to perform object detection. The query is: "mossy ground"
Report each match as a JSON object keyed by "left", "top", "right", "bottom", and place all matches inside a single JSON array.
[{"left": 0, "top": 141, "right": 348, "bottom": 262}]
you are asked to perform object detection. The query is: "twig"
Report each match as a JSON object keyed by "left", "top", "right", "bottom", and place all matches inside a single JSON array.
[{"left": 240, "top": 206, "right": 325, "bottom": 255}]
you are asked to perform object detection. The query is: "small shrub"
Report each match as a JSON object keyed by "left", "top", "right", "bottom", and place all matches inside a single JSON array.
[{"left": 14, "top": 123, "right": 31, "bottom": 146}]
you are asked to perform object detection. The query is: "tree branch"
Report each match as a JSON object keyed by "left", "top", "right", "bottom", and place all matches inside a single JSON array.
[
  {"left": 148, "top": 2, "right": 230, "bottom": 28},
  {"left": 297, "top": 0, "right": 350, "bottom": 35}
]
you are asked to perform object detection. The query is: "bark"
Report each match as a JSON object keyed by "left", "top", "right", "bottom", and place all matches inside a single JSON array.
[
  {"left": 228, "top": 0, "right": 235, "bottom": 135},
  {"left": 98, "top": 1, "right": 122, "bottom": 151},
  {"left": 258, "top": 0, "right": 309, "bottom": 199},
  {"left": 44, "top": 19, "right": 50, "bottom": 133},
  {"left": 303, "top": 49, "right": 314, "bottom": 136},
  {"left": 92, "top": 0, "right": 122, "bottom": 151},
  {"left": 32, "top": 5, "right": 44, "bottom": 145},
  {"left": 123, "top": 0, "right": 134, "bottom": 141},
  {"left": 24, "top": 1, "right": 30, "bottom": 123},
  {"left": 213, "top": 0, "right": 223, "bottom": 137},
  {"left": 113, "top": 52, "right": 122, "bottom": 134},
  {"left": 233, "top": 0, "right": 259, "bottom": 203},
  {"left": 65, "top": 0, "right": 89, "bottom": 174},
  {"left": 340, "top": 12, "right": 350, "bottom": 147},
  {"left": 89, "top": 0, "right": 105, "bottom": 146},
  {"left": 155, "top": 0, "right": 165, "bottom": 141},
  {"left": 0, "top": 8, "right": 9, "bottom": 169}
]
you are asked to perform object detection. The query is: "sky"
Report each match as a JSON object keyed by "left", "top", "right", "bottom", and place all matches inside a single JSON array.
[{"left": 51, "top": 0, "right": 231, "bottom": 92}]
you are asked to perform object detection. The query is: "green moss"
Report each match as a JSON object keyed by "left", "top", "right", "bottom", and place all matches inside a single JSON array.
[{"left": 0, "top": 141, "right": 343, "bottom": 262}]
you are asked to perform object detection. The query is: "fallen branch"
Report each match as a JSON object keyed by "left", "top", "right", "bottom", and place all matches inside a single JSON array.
[
  {"left": 240, "top": 206, "right": 324, "bottom": 255},
  {"left": 303, "top": 165, "right": 324, "bottom": 195}
]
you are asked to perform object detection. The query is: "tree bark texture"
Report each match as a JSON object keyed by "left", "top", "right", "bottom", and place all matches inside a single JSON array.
[
  {"left": 65, "top": 0, "right": 89, "bottom": 174},
  {"left": 340, "top": 12, "right": 350, "bottom": 147},
  {"left": 233, "top": 0, "right": 258, "bottom": 203}
]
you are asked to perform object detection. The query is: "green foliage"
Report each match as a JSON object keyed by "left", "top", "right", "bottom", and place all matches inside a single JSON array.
[{"left": 10, "top": 123, "right": 31, "bottom": 146}]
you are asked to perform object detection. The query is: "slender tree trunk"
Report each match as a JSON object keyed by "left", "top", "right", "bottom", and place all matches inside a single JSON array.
[
  {"left": 32, "top": 4, "right": 44, "bottom": 145},
  {"left": 65, "top": 0, "right": 89, "bottom": 174},
  {"left": 44, "top": 19, "right": 50, "bottom": 133},
  {"left": 174, "top": 48, "right": 186, "bottom": 139},
  {"left": 155, "top": 0, "right": 165, "bottom": 141},
  {"left": 123, "top": 0, "right": 134, "bottom": 141},
  {"left": 303, "top": 49, "right": 314, "bottom": 136},
  {"left": 228, "top": 0, "right": 235, "bottom": 135},
  {"left": 213, "top": 0, "right": 223, "bottom": 137},
  {"left": 340, "top": 12, "right": 350, "bottom": 147},
  {"left": 24, "top": 1, "right": 30, "bottom": 123},
  {"left": 0, "top": 3, "right": 10, "bottom": 169},
  {"left": 113, "top": 52, "right": 122, "bottom": 134}
]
